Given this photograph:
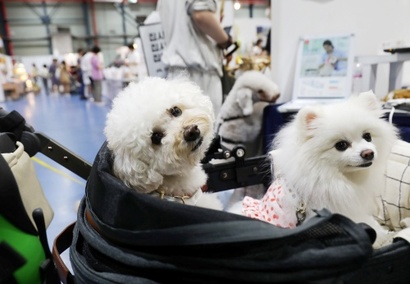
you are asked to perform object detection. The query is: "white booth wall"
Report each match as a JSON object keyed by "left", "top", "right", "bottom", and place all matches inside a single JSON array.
[{"left": 270, "top": 0, "right": 410, "bottom": 102}]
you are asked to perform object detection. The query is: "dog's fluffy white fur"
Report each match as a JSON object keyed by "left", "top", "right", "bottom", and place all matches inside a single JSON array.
[
  {"left": 271, "top": 91, "right": 398, "bottom": 247},
  {"left": 104, "top": 77, "right": 222, "bottom": 210},
  {"left": 216, "top": 70, "right": 280, "bottom": 153}
]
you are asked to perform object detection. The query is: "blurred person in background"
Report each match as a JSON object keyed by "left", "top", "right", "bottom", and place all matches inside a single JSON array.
[
  {"left": 77, "top": 48, "right": 87, "bottom": 100},
  {"left": 125, "top": 42, "right": 141, "bottom": 81},
  {"left": 251, "top": 39, "right": 264, "bottom": 56},
  {"left": 39, "top": 64, "right": 49, "bottom": 95},
  {"left": 81, "top": 48, "right": 93, "bottom": 100},
  {"left": 90, "top": 46, "right": 104, "bottom": 103},
  {"left": 49, "top": 58, "right": 59, "bottom": 93},
  {"left": 157, "top": 0, "right": 233, "bottom": 117},
  {"left": 59, "top": 60, "right": 71, "bottom": 94},
  {"left": 30, "top": 63, "right": 39, "bottom": 84}
]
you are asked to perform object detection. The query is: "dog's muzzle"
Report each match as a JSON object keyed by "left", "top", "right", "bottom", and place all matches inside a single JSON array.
[
  {"left": 359, "top": 149, "right": 374, "bottom": 167},
  {"left": 184, "top": 125, "right": 203, "bottom": 151},
  {"left": 361, "top": 149, "right": 374, "bottom": 161}
]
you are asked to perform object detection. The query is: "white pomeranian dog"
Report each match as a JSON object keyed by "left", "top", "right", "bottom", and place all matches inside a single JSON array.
[{"left": 240, "top": 91, "right": 398, "bottom": 247}]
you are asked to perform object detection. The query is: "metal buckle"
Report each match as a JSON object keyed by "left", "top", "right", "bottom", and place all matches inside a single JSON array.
[{"left": 296, "top": 202, "right": 306, "bottom": 226}]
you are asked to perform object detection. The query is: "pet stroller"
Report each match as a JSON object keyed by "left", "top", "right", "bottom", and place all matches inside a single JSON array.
[{"left": 1, "top": 108, "right": 410, "bottom": 284}]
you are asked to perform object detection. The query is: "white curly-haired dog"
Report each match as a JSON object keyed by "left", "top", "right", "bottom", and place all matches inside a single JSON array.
[
  {"left": 216, "top": 70, "right": 280, "bottom": 155},
  {"left": 104, "top": 77, "right": 222, "bottom": 210}
]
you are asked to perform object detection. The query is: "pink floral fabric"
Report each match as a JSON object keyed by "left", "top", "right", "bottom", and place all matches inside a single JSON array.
[{"left": 242, "top": 178, "right": 297, "bottom": 228}]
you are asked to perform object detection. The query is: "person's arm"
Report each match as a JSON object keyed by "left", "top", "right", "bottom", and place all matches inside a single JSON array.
[
  {"left": 318, "top": 53, "right": 327, "bottom": 69},
  {"left": 190, "top": 10, "right": 230, "bottom": 48}
]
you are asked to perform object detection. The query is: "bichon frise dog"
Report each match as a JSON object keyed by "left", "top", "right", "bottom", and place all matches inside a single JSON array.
[
  {"left": 240, "top": 91, "right": 399, "bottom": 247},
  {"left": 104, "top": 77, "right": 222, "bottom": 210},
  {"left": 216, "top": 70, "right": 280, "bottom": 154}
]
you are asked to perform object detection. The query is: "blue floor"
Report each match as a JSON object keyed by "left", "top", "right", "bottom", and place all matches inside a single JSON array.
[{"left": 0, "top": 90, "right": 111, "bottom": 250}]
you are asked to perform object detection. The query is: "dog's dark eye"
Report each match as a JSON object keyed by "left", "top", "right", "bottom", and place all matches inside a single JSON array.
[
  {"left": 363, "top": 132, "right": 372, "bottom": 142},
  {"left": 335, "top": 140, "right": 349, "bottom": 151},
  {"left": 169, "top": 106, "right": 182, "bottom": 117},
  {"left": 151, "top": 131, "right": 164, "bottom": 145}
]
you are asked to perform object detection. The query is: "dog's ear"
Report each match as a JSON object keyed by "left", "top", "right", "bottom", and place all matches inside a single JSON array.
[
  {"left": 304, "top": 112, "right": 318, "bottom": 129},
  {"left": 297, "top": 107, "right": 320, "bottom": 131},
  {"left": 236, "top": 88, "right": 254, "bottom": 115},
  {"left": 356, "top": 90, "right": 380, "bottom": 111}
]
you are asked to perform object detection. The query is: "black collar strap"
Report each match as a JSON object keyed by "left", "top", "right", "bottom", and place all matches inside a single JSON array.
[
  {"left": 217, "top": 114, "right": 251, "bottom": 136},
  {"left": 221, "top": 114, "right": 250, "bottom": 122},
  {"left": 220, "top": 136, "right": 245, "bottom": 145}
]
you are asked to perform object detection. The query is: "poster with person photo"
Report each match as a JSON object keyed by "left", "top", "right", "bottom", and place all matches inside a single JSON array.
[
  {"left": 293, "top": 33, "right": 355, "bottom": 99},
  {"left": 299, "top": 35, "right": 352, "bottom": 78}
]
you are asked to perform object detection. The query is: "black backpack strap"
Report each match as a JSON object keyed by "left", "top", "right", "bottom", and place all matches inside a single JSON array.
[{"left": 0, "top": 134, "right": 37, "bottom": 235}]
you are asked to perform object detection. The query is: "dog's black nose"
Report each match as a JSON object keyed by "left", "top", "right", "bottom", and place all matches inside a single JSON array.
[
  {"left": 184, "top": 125, "right": 200, "bottom": 142},
  {"left": 361, "top": 149, "right": 374, "bottom": 161}
]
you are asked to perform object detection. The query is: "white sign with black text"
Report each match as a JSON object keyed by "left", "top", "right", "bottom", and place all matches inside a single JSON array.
[{"left": 138, "top": 23, "right": 166, "bottom": 78}]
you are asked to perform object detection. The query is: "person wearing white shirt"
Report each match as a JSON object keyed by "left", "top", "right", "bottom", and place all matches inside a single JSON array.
[
  {"left": 80, "top": 50, "right": 93, "bottom": 99},
  {"left": 125, "top": 43, "right": 141, "bottom": 80},
  {"left": 157, "top": 0, "right": 232, "bottom": 117},
  {"left": 39, "top": 64, "right": 50, "bottom": 95},
  {"left": 251, "top": 39, "right": 263, "bottom": 56}
]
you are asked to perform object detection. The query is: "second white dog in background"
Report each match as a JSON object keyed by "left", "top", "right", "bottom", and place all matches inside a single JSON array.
[
  {"left": 213, "top": 70, "right": 280, "bottom": 209},
  {"left": 215, "top": 70, "right": 280, "bottom": 155},
  {"left": 104, "top": 77, "right": 222, "bottom": 210},
  {"left": 237, "top": 91, "right": 399, "bottom": 248}
]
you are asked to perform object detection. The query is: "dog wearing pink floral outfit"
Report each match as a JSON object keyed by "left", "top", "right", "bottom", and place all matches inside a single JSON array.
[{"left": 233, "top": 91, "right": 399, "bottom": 248}]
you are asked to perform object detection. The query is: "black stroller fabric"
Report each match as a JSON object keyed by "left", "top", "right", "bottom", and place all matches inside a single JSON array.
[{"left": 70, "top": 142, "right": 376, "bottom": 283}]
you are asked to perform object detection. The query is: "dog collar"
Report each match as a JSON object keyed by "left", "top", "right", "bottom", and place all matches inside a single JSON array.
[
  {"left": 220, "top": 136, "right": 245, "bottom": 145},
  {"left": 150, "top": 188, "right": 204, "bottom": 206},
  {"left": 216, "top": 114, "right": 251, "bottom": 135},
  {"left": 221, "top": 114, "right": 251, "bottom": 122}
]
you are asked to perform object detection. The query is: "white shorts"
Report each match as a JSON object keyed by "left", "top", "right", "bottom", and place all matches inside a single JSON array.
[
  {"left": 167, "top": 68, "right": 222, "bottom": 117},
  {"left": 83, "top": 74, "right": 91, "bottom": 85}
]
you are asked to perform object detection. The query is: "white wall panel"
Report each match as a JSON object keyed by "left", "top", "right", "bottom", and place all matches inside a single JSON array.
[{"left": 270, "top": 0, "right": 410, "bottom": 102}]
